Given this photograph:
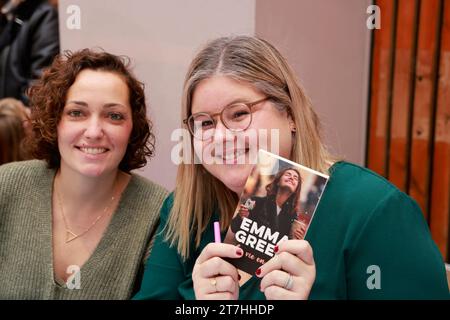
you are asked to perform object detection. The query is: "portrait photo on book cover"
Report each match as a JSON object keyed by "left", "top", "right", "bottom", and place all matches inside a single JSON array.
[{"left": 224, "top": 150, "right": 329, "bottom": 275}]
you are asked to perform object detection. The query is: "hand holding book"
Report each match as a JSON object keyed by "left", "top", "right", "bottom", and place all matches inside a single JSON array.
[
  {"left": 224, "top": 150, "right": 329, "bottom": 276},
  {"left": 291, "top": 219, "right": 308, "bottom": 240},
  {"left": 192, "top": 243, "right": 242, "bottom": 300},
  {"left": 193, "top": 150, "right": 328, "bottom": 300},
  {"left": 256, "top": 239, "right": 316, "bottom": 300},
  {"left": 238, "top": 204, "right": 250, "bottom": 219}
]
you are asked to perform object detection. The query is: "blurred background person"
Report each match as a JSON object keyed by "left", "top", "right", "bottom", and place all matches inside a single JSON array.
[
  {"left": 0, "top": 97, "right": 30, "bottom": 165},
  {"left": 0, "top": 0, "right": 59, "bottom": 105}
]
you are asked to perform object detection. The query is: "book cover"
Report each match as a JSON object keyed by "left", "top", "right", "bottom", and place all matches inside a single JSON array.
[{"left": 224, "top": 149, "right": 329, "bottom": 275}]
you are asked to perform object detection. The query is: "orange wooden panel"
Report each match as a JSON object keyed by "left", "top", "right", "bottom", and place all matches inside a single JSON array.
[
  {"left": 389, "top": 0, "right": 419, "bottom": 191},
  {"left": 430, "top": 0, "right": 450, "bottom": 261},
  {"left": 408, "top": 0, "right": 441, "bottom": 219},
  {"left": 367, "top": 0, "right": 396, "bottom": 177}
]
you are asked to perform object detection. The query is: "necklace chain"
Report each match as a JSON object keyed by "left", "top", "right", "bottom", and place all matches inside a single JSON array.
[{"left": 55, "top": 176, "right": 117, "bottom": 243}]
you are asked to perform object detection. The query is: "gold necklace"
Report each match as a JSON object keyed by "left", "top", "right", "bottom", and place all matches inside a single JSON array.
[{"left": 55, "top": 177, "right": 118, "bottom": 243}]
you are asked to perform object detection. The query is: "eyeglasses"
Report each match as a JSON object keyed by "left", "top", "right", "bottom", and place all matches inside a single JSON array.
[{"left": 183, "top": 97, "right": 270, "bottom": 141}]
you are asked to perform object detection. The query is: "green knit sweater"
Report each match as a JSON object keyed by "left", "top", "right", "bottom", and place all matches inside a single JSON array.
[
  {"left": 134, "top": 162, "right": 449, "bottom": 300},
  {"left": 0, "top": 160, "right": 168, "bottom": 299}
]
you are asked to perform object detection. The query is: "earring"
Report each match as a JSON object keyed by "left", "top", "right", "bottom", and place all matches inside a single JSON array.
[
  {"left": 290, "top": 124, "right": 297, "bottom": 133},
  {"left": 291, "top": 125, "right": 297, "bottom": 141},
  {"left": 288, "top": 119, "right": 297, "bottom": 133}
]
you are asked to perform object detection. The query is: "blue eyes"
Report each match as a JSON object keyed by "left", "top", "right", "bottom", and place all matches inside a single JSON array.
[
  {"left": 68, "top": 110, "right": 83, "bottom": 117},
  {"left": 108, "top": 112, "right": 124, "bottom": 121},
  {"left": 66, "top": 110, "right": 125, "bottom": 121}
]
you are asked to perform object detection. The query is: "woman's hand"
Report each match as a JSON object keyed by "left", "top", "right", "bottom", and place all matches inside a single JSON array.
[
  {"left": 238, "top": 204, "right": 250, "bottom": 218},
  {"left": 291, "top": 220, "right": 307, "bottom": 239},
  {"left": 192, "top": 243, "right": 243, "bottom": 300},
  {"left": 257, "top": 240, "right": 315, "bottom": 300}
]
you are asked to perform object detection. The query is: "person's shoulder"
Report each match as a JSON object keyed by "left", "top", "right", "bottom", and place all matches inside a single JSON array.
[
  {"left": 329, "top": 161, "right": 398, "bottom": 195},
  {"left": 0, "top": 160, "right": 51, "bottom": 198},
  {"left": 129, "top": 173, "right": 168, "bottom": 193},
  {"left": 128, "top": 173, "right": 169, "bottom": 204},
  {"left": 140, "top": 190, "right": 174, "bottom": 225},
  {"left": 159, "top": 192, "right": 175, "bottom": 221},
  {"left": 0, "top": 159, "right": 49, "bottom": 180},
  {"left": 324, "top": 161, "right": 417, "bottom": 218},
  {"left": 314, "top": 162, "right": 426, "bottom": 248}
]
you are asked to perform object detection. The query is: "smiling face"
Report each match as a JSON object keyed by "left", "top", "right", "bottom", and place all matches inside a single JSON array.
[
  {"left": 191, "top": 76, "right": 295, "bottom": 195},
  {"left": 57, "top": 69, "right": 133, "bottom": 178},
  {"left": 278, "top": 169, "right": 300, "bottom": 193}
]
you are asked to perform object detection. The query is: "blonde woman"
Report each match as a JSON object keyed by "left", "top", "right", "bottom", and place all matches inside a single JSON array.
[{"left": 134, "top": 36, "right": 448, "bottom": 300}]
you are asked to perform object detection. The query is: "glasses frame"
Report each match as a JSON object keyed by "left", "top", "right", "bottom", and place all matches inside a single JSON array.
[{"left": 183, "top": 97, "right": 270, "bottom": 140}]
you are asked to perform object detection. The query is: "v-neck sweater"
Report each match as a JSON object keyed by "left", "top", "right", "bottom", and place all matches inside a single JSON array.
[{"left": 0, "top": 160, "right": 168, "bottom": 299}]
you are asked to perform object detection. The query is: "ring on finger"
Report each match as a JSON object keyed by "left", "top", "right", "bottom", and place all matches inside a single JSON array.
[
  {"left": 210, "top": 277, "right": 218, "bottom": 292},
  {"left": 283, "top": 273, "right": 294, "bottom": 290}
]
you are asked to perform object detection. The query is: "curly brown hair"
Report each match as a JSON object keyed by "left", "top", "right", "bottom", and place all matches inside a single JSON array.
[{"left": 25, "top": 48, "right": 155, "bottom": 172}]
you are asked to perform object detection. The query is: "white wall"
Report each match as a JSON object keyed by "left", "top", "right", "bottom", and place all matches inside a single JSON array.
[{"left": 256, "top": 0, "right": 372, "bottom": 164}]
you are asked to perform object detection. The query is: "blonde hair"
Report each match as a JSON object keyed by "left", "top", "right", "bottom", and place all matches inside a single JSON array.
[
  {"left": 166, "top": 36, "right": 334, "bottom": 259},
  {"left": 0, "top": 98, "right": 30, "bottom": 165}
]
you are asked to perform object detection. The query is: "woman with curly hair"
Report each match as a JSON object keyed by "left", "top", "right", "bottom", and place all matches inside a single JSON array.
[
  {"left": 230, "top": 167, "right": 302, "bottom": 240},
  {"left": 0, "top": 49, "right": 168, "bottom": 299}
]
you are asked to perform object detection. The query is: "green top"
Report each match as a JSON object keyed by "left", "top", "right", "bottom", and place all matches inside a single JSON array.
[
  {"left": 0, "top": 160, "right": 168, "bottom": 299},
  {"left": 133, "top": 162, "right": 449, "bottom": 300}
]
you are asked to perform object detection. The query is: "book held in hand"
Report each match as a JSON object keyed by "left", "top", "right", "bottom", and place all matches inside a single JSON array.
[{"left": 223, "top": 149, "right": 329, "bottom": 275}]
